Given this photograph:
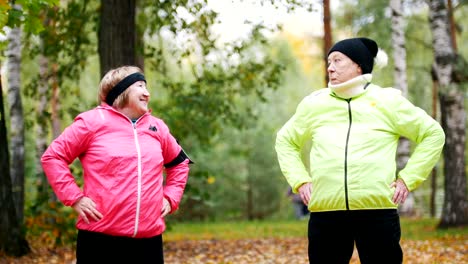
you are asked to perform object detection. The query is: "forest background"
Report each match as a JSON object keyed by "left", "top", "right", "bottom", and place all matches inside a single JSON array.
[{"left": 0, "top": 0, "right": 467, "bottom": 260}]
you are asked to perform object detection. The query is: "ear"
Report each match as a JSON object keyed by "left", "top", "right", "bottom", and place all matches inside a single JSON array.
[{"left": 357, "top": 65, "right": 362, "bottom": 74}]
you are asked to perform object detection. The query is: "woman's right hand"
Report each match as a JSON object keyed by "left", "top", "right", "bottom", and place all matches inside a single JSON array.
[
  {"left": 298, "top": 182, "right": 312, "bottom": 206},
  {"left": 72, "top": 196, "right": 103, "bottom": 224}
]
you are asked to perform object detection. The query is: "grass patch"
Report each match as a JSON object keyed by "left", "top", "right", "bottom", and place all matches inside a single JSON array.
[
  {"left": 165, "top": 219, "right": 308, "bottom": 241},
  {"left": 164, "top": 217, "right": 468, "bottom": 242},
  {"left": 400, "top": 217, "right": 468, "bottom": 240}
]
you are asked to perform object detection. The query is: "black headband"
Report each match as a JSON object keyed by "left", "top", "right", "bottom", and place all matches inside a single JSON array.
[{"left": 105, "top": 72, "right": 146, "bottom": 106}]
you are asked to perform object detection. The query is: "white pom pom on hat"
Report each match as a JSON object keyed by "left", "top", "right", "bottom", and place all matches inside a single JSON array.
[{"left": 374, "top": 48, "right": 388, "bottom": 70}]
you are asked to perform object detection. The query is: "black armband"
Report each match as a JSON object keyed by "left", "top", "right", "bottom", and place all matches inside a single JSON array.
[{"left": 164, "top": 149, "right": 194, "bottom": 168}]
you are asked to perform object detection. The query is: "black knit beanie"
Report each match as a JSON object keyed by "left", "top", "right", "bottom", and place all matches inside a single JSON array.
[{"left": 327, "top": 37, "right": 378, "bottom": 74}]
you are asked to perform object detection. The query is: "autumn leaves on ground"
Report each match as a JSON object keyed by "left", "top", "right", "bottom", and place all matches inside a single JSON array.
[{"left": 1, "top": 218, "right": 467, "bottom": 264}]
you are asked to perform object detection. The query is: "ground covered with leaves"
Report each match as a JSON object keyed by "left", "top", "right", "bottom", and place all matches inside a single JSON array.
[{"left": 1, "top": 236, "right": 466, "bottom": 264}]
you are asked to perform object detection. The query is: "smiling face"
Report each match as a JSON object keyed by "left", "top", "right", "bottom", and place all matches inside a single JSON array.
[
  {"left": 327, "top": 51, "right": 362, "bottom": 85},
  {"left": 117, "top": 80, "right": 150, "bottom": 120}
]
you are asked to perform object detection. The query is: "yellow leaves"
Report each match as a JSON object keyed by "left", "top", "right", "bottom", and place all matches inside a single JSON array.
[
  {"left": 49, "top": 201, "right": 57, "bottom": 209},
  {"left": 0, "top": 0, "right": 9, "bottom": 31},
  {"left": 280, "top": 31, "right": 324, "bottom": 76},
  {"left": 3, "top": 218, "right": 467, "bottom": 263},
  {"left": 1, "top": 236, "right": 467, "bottom": 263},
  {"left": 206, "top": 176, "right": 216, "bottom": 184},
  {"left": 164, "top": 238, "right": 310, "bottom": 264},
  {"left": 52, "top": 228, "right": 60, "bottom": 238},
  {"left": 401, "top": 238, "right": 468, "bottom": 264},
  {"left": 165, "top": 238, "right": 302, "bottom": 263},
  {"left": 163, "top": 237, "right": 468, "bottom": 264}
]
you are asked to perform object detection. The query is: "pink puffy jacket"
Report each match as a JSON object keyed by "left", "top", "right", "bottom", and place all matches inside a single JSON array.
[{"left": 41, "top": 105, "right": 190, "bottom": 238}]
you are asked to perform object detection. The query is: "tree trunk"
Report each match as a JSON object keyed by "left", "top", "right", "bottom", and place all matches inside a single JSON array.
[
  {"left": 390, "top": 0, "right": 407, "bottom": 97},
  {"left": 430, "top": 66, "right": 439, "bottom": 217},
  {"left": 35, "top": 55, "right": 57, "bottom": 209},
  {"left": 438, "top": 91, "right": 467, "bottom": 227},
  {"left": 428, "top": 0, "right": 468, "bottom": 228},
  {"left": 51, "top": 63, "right": 61, "bottom": 139},
  {"left": 246, "top": 177, "right": 253, "bottom": 221},
  {"left": 0, "top": 69, "right": 30, "bottom": 257},
  {"left": 447, "top": 0, "right": 457, "bottom": 51},
  {"left": 6, "top": 25, "right": 25, "bottom": 224},
  {"left": 391, "top": 0, "right": 414, "bottom": 216},
  {"left": 322, "top": 0, "right": 332, "bottom": 85},
  {"left": 98, "top": 0, "right": 137, "bottom": 77}
]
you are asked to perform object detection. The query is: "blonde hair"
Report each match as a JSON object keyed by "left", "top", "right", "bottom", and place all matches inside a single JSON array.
[{"left": 99, "top": 65, "right": 143, "bottom": 108}]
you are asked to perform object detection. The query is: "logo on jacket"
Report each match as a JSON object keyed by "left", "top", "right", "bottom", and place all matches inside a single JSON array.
[{"left": 148, "top": 124, "right": 157, "bottom": 132}]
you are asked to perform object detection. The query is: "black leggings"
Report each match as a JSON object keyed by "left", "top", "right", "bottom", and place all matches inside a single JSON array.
[
  {"left": 76, "top": 230, "right": 164, "bottom": 264},
  {"left": 308, "top": 209, "right": 402, "bottom": 264}
]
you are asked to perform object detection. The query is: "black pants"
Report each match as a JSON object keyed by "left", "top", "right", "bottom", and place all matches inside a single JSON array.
[
  {"left": 76, "top": 230, "right": 164, "bottom": 264},
  {"left": 308, "top": 209, "right": 402, "bottom": 264}
]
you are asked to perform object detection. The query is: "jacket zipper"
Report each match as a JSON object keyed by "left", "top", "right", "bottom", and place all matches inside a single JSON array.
[
  {"left": 132, "top": 121, "right": 143, "bottom": 237},
  {"left": 344, "top": 99, "right": 352, "bottom": 210}
]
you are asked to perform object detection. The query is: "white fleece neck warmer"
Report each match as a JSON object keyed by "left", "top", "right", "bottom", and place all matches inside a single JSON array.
[{"left": 329, "top": 74, "right": 373, "bottom": 99}]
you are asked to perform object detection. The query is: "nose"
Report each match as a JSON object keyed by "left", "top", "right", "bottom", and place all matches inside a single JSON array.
[
  {"left": 327, "top": 63, "right": 335, "bottom": 73},
  {"left": 142, "top": 86, "right": 150, "bottom": 97}
]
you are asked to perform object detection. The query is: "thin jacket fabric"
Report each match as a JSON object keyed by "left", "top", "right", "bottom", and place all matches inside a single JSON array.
[
  {"left": 275, "top": 80, "right": 445, "bottom": 212},
  {"left": 41, "top": 104, "right": 190, "bottom": 238}
]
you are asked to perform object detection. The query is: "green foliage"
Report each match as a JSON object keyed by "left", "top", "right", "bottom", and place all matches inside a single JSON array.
[
  {"left": 14, "top": 0, "right": 467, "bottom": 242},
  {"left": 404, "top": 11, "right": 435, "bottom": 111},
  {"left": 25, "top": 201, "right": 77, "bottom": 247},
  {"left": 0, "top": 2, "right": 9, "bottom": 31},
  {"left": 1, "top": 0, "right": 58, "bottom": 33},
  {"left": 132, "top": 1, "right": 320, "bottom": 220},
  {"left": 141, "top": 2, "right": 284, "bottom": 144},
  {"left": 401, "top": 217, "right": 468, "bottom": 240},
  {"left": 167, "top": 36, "right": 319, "bottom": 221},
  {"left": 13, "top": 1, "right": 320, "bottom": 236},
  {"left": 334, "top": 0, "right": 437, "bottom": 111},
  {"left": 24, "top": 0, "right": 97, "bottom": 100},
  {"left": 0, "top": 0, "right": 57, "bottom": 56},
  {"left": 164, "top": 217, "right": 468, "bottom": 241}
]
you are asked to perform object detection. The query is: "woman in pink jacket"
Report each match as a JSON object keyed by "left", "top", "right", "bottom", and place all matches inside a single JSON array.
[{"left": 41, "top": 65, "right": 192, "bottom": 263}]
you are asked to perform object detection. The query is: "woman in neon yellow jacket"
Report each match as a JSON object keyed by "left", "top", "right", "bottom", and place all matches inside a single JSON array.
[{"left": 275, "top": 37, "right": 445, "bottom": 264}]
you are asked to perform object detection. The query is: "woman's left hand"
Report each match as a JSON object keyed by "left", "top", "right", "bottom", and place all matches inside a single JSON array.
[
  {"left": 161, "top": 197, "right": 171, "bottom": 218},
  {"left": 390, "top": 178, "right": 409, "bottom": 204}
]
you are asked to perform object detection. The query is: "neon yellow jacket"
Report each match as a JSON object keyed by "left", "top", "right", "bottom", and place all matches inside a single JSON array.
[{"left": 275, "top": 78, "right": 445, "bottom": 212}]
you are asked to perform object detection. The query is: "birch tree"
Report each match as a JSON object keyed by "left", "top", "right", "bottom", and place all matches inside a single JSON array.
[
  {"left": 390, "top": 0, "right": 414, "bottom": 216},
  {"left": 6, "top": 19, "right": 25, "bottom": 224},
  {"left": 0, "top": 71, "right": 30, "bottom": 257},
  {"left": 0, "top": 0, "right": 56, "bottom": 257},
  {"left": 427, "top": 0, "right": 468, "bottom": 228},
  {"left": 27, "top": 0, "right": 95, "bottom": 211}
]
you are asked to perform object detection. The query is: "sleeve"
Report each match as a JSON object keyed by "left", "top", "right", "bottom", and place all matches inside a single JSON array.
[
  {"left": 389, "top": 90, "right": 445, "bottom": 191},
  {"left": 157, "top": 120, "right": 192, "bottom": 213},
  {"left": 40, "top": 116, "right": 93, "bottom": 206},
  {"left": 275, "top": 97, "right": 313, "bottom": 193}
]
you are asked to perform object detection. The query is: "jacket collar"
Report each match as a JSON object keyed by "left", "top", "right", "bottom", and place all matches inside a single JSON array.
[
  {"left": 328, "top": 74, "right": 372, "bottom": 99},
  {"left": 97, "top": 103, "right": 151, "bottom": 123}
]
